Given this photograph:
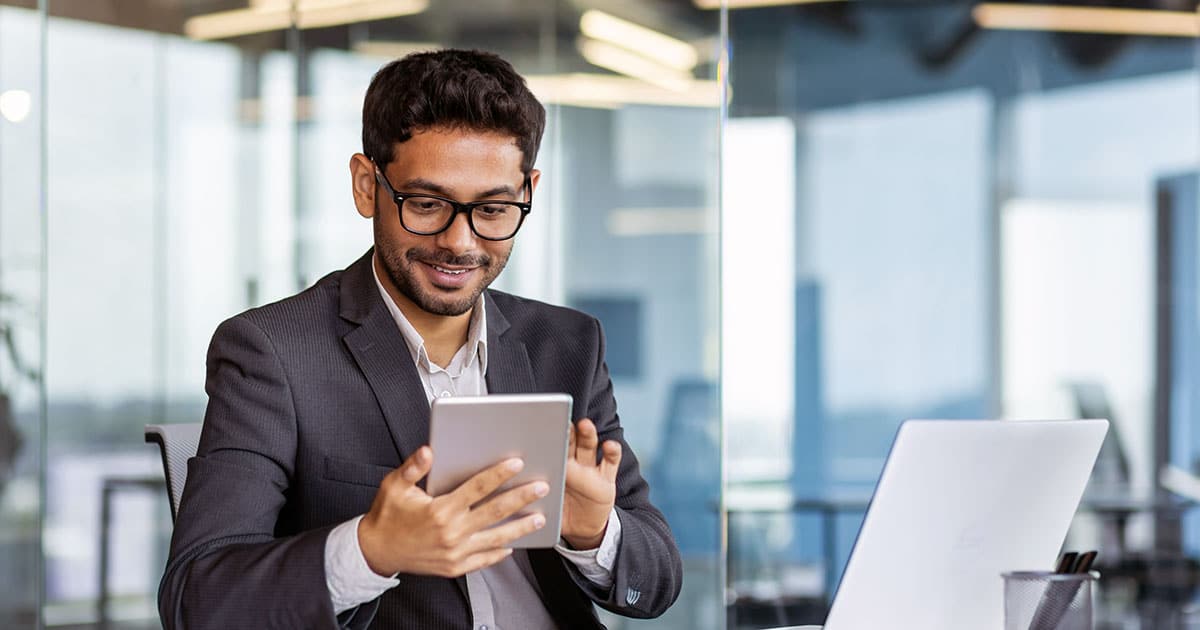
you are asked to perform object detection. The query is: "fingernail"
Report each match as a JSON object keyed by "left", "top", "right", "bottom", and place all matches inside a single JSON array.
[
  {"left": 507, "top": 458, "right": 524, "bottom": 472},
  {"left": 533, "top": 514, "right": 546, "bottom": 528},
  {"left": 533, "top": 482, "right": 549, "bottom": 497}
]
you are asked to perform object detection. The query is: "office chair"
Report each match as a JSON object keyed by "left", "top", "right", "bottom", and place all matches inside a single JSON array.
[{"left": 144, "top": 423, "right": 202, "bottom": 522}]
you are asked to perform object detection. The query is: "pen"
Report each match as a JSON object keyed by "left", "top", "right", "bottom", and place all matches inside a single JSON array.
[
  {"left": 1072, "top": 551, "right": 1096, "bottom": 575},
  {"left": 1054, "top": 552, "right": 1078, "bottom": 575},
  {"left": 1028, "top": 551, "right": 1097, "bottom": 630}
]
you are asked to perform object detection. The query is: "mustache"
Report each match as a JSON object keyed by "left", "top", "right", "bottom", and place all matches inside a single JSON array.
[{"left": 405, "top": 248, "right": 490, "bottom": 268}]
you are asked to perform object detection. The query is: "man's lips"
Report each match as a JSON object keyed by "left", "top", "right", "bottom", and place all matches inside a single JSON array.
[{"left": 419, "top": 260, "right": 480, "bottom": 288}]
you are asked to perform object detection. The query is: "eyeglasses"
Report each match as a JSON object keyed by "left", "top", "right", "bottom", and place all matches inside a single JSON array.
[{"left": 373, "top": 166, "right": 532, "bottom": 241}]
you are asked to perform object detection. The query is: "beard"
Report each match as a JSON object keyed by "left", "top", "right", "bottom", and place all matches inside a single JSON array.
[{"left": 374, "top": 220, "right": 511, "bottom": 317}]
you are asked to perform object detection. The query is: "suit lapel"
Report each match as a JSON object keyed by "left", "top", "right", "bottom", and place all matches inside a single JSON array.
[
  {"left": 483, "top": 292, "right": 536, "bottom": 395},
  {"left": 486, "top": 296, "right": 599, "bottom": 627},
  {"left": 339, "top": 251, "right": 431, "bottom": 460}
]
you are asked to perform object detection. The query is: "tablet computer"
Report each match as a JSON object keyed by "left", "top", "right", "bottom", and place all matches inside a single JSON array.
[{"left": 427, "top": 393, "right": 573, "bottom": 548}]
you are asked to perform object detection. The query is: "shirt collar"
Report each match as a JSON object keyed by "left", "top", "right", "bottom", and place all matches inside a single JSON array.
[{"left": 371, "top": 255, "right": 489, "bottom": 377}]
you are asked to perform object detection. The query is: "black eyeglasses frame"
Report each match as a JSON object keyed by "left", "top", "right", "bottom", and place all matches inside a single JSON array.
[{"left": 373, "top": 165, "right": 532, "bottom": 242}]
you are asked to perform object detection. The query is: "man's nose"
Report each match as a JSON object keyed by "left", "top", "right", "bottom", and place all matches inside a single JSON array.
[{"left": 434, "top": 211, "right": 477, "bottom": 255}]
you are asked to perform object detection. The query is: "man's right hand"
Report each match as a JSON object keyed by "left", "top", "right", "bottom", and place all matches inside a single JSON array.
[{"left": 357, "top": 446, "right": 548, "bottom": 578}]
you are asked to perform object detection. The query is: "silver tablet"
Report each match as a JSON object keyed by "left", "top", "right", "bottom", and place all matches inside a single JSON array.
[{"left": 427, "top": 393, "right": 573, "bottom": 548}]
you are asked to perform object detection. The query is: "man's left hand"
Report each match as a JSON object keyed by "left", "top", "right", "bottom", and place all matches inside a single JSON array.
[{"left": 561, "top": 418, "right": 621, "bottom": 550}]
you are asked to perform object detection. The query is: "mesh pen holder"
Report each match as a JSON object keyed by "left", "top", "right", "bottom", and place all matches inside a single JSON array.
[{"left": 1002, "top": 570, "right": 1099, "bottom": 630}]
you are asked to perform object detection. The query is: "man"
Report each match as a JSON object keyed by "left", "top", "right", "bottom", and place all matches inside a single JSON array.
[{"left": 158, "top": 49, "right": 682, "bottom": 629}]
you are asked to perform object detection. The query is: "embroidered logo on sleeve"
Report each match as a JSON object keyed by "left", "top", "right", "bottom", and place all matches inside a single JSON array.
[{"left": 625, "top": 588, "right": 641, "bottom": 606}]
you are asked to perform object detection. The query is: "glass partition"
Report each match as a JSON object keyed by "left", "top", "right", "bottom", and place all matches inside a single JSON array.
[
  {"left": 26, "top": 1, "right": 725, "bottom": 628},
  {"left": 723, "top": 1, "right": 1200, "bottom": 628},
  {"left": 0, "top": 3, "right": 44, "bottom": 627}
]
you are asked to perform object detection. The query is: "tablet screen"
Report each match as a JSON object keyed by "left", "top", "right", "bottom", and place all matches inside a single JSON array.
[{"left": 427, "top": 393, "right": 572, "bottom": 548}]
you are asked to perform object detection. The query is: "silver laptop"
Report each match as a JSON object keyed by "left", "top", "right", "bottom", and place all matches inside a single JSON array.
[{"left": 819, "top": 419, "right": 1109, "bottom": 630}]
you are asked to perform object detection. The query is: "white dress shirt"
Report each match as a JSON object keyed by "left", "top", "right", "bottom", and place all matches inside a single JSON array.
[{"left": 322, "top": 261, "right": 621, "bottom": 629}]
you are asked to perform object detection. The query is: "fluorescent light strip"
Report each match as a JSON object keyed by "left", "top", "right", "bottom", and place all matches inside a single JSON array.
[
  {"left": 186, "top": 6, "right": 289, "bottom": 39},
  {"left": 352, "top": 40, "right": 441, "bottom": 59},
  {"left": 608, "top": 208, "right": 714, "bottom": 236},
  {"left": 524, "top": 73, "right": 720, "bottom": 108},
  {"left": 185, "top": 0, "right": 428, "bottom": 40},
  {"left": 298, "top": 0, "right": 428, "bottom": 29},
  {"left": 579, "top": 10, "right": 698, "bottom": 72},
  {"left": 973, "top": 3, "right": 1200, "bottom": 37},
  {"left": 578, "top": 38, "right": 693, "bottom": 92},
  {"left": 693, "top": 0, "right": 844, "bottom": 9}
]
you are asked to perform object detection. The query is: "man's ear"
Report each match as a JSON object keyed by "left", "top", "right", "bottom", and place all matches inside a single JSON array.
[
  {"left": 528, "top": 169, "right": 541, "bottom": 198},
  {"left": 350, "top": 153, "right": 377, "bottom": 219}
]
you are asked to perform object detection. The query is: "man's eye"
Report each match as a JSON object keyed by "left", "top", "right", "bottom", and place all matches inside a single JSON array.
[
  {"left": 407, "top": 199, "right": 446, "bottom": 213},
  {"left": 476, "top": 204, "right": 512, "bottom": 218}
]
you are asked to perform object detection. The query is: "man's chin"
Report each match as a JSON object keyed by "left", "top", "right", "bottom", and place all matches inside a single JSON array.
[{"left": 413, "top": 287, "right": 480, "bottom": 317}]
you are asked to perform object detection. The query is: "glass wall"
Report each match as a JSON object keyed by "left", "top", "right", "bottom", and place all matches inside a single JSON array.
[
  {"left": 21, "top": 2, "right": 1200, "bottom": 629},
  {"left": 723, "top": 2, "right": 1200, "bottom": 629},
  {"left": 0, "top": 3, "right": 44, "bottom": 628},
  {"left": 1, "top": 0, "right": 724, "bottom": 628}
]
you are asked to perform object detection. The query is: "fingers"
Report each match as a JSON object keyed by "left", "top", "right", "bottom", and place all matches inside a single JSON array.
[
  {"left": 453, "top": 547, "right": 515, "bottom": 576},
  {"left": 466, "top": 512, "right": 547, "bottom": 553},
  {"left": 599, "top": 440, "right": 622, "bottom": 481},
  {"left": 445, "top": 457, "right": 524, "bottom": 509},
  {"left": 439, "top": 512, "right": 545, "bottom": 576},
  {"left": 399, "top": 446, "right": 433, "bottom": 484},
  {"left": 465, "top": 480, "right": 548, "bottom": 531},
  {"left": 574, "top": 418, "right": 599, "bottom": 463}
]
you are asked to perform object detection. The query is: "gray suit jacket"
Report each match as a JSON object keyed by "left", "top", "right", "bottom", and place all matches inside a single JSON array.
[{"left": 158, "top": 250, "right": 682, "bottom": 629}]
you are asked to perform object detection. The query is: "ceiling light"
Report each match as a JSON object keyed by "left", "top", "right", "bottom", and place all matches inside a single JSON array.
[
  {"left": 578, "top": 38, "right": 693, "bottom": 92},
  {"left": 693, "top": 0, "right": 845, "bottom": 9},
  {"left": 973, "top": 3, "right": 1200, "bottom": 37},
  {"left": 351, "top": 40, "right": 441, "bottom": 59},
  {"left": 524, "top": 73, "right": 720, "bottom": 109},
  {"left": 185, "top": 0, "right": 428, "bottom": 40},
  {"left": 0, "top": 89, "right": 31, "bottom": 123},
  {"left": 579, "top": 10, "right": 698, "bottom": 72},
  {"left": 608, "top": 208, "right": 714, "bottom": 236}
]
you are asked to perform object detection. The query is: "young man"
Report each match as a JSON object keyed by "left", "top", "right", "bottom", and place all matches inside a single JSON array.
[{"left": 158, "top": 49, "right": 682, "bottom": 629}]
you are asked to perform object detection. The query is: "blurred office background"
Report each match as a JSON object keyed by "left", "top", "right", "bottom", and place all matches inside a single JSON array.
[{"left": 0, "top": 1, "right": 1199, "bottom": 629}]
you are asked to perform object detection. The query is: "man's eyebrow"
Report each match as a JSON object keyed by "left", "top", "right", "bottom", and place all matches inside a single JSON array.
[{"left": 397, "top": 178, "right": 519, "bottom": 200}]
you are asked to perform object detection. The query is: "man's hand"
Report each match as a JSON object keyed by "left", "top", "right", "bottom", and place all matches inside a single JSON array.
[
  {"left": 561, "top": 418, "right": 621, "bottom": 550},
  {"left": 357, "top": 446, "right": 548, "bottom": 578}
]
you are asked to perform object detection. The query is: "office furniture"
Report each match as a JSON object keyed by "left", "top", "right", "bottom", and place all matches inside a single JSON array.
[
  {"left": 652, "top": 379, "right": 720, "bottom": 555},
  {"left": 107, "top": 424, "right": 200, "bottom": 628},
  {"left": 725, "top": 485, "right": 869, "bottom": 628},
  {"left": 96, "top": 475, "right": 163, "bottom": 630},
  {"left": 144, "top": 423, "right": 202, "bottom": 521}
]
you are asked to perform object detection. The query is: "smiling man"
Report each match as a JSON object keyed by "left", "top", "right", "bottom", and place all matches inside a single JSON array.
[{"left": 158, "top": 50, "right": 682, "bottom": 629}]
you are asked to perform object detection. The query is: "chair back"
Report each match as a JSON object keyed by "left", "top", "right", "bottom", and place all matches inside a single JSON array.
[{"left": 145, "top": 423, "right": 203, "bottom": 521}]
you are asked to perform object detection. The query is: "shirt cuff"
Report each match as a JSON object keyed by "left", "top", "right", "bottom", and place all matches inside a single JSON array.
[
  {"left": 554, "top": 507, "right": 622, "bottom": 588},
  {"left": 325, "top": 515, "right": 400, "bottom": 614}
]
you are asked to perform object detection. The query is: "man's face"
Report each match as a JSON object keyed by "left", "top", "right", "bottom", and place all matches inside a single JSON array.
[{"left": 356, "top": 127, "right": 537, "bottom": 317}]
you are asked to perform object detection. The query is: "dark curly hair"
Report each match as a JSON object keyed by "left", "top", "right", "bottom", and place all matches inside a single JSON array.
[{"left": 362, "top": 49, "right": 546, "bottom": 174}]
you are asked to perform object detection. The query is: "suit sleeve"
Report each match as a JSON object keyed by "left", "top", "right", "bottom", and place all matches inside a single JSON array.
[
  {"left": 561, "top": 318, "right": 684, "bottom": 619},
  {"left": 157, "top": 316, "right": 378, "bottom": 630}
]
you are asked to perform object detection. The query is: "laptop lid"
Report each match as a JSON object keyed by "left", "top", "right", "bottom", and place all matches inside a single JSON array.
[{"left": 824, "top": 419, "right": 1109, "bottom": 630}]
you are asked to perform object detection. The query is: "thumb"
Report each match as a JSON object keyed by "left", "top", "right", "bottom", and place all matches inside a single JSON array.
[
  {"left": 399, "top": 446, "right": 433, "bottom": 484},
  {"left": 599, "top": 440, "right": 622, "bottom": 481}
]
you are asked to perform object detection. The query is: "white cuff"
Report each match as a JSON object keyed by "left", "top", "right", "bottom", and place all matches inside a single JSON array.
[
  {"left": 325, "top": 515, "right": 400, "bottom": 614},
  {"left": 554, "top": 507, "right": 622, "bottom": 588}
]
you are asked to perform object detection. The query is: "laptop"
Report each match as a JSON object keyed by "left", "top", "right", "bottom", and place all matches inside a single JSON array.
[{"left": 817, "top": 419, "right": 1109, "bottom": 630}]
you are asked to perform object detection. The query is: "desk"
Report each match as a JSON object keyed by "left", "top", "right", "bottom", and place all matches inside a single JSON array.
[
  {"left": 727, "top": 486, "right": 1200, "bottom": 630},
  {"left": 97, "top": 475, "right": 165, "bottom": 630},
  {"left": 725, "top": 486, "right": 870, "bottom": 601}
]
